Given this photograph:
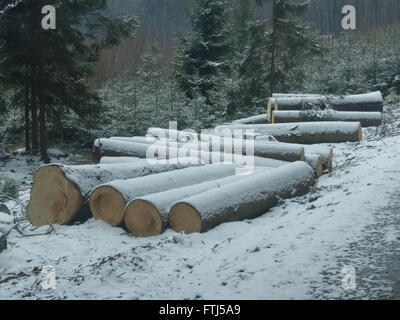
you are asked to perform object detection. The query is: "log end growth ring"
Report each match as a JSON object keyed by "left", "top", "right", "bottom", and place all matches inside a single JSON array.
[
  {"left": 124, "top": 200, "right": 162, "bottom": 237},
  {"left": 89, "top": 186, "right": 125, "bottom": 227},
  {"left": 27, "top": 165, "right": 82, "bottom": 227},
  {"left": 169, "top": 202, "right": 202, "bottom": 234}
]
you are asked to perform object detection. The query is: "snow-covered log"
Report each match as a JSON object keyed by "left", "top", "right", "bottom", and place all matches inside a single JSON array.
[
  {"left": 304, "top": 154, "right": 323, "bottom": 178},
  {"left": 124, "top": 136, "right": 211, "bottom": 151},
  {"left": 233, "top": 114, "right": 268, "bottom": 125},
  {"left": 99, "top": 156, "right": 144, "bottom": 164},
  {"left": 253, "top": 140, "right": 304, "bottom": 162},
  {"left": 272, "top": 93, "right": 320, "bottom": 98},
  {"left": 93, "top": 139, "right": 150, "bottom": 162},
  {"left": 27, "top": 161, "right": 200, "bottom": 227},
  {"left": 95, "top": 135, "right": 305, "bottom": 163},
  {"left": 252, "top": 138, "right": 334, "bottom": 172},
  {"left": 169, "top": 162, "right": 315, "bottom": 234},
  {"left": 124, "top": 172, "right": 256, "bottom": 237},
  {"left": 89, "top": 164, "right": 238, "bottom": 227},
  {"left": 271, "top": 91, "right": 384, "bottom": 113},
  {"left": 215, "top": 122, "right": 362, "bottom": 144},
  {"left": 131, "top": 130, "right": 328, "bottom": 172},
  {"left": 253, "top": 157, "right": 288, "bottom": 168},
  {"left": 109, "top": 136, "right": 159, "bottom": 144},
  {"left": 272, "top": 110, "right": 382, "bottom": 127},
  {"left": 147, "top": 127, "right": 198, "bottom": 142},
  {"left": 199, "top": 135, "right": 305, "bottom": 162},
  {"left": 98, "top": 139, "right": 285, "bottom": 168}
]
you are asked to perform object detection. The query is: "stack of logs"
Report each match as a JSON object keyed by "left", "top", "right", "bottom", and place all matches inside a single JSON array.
[
  {"left": 27, "top": 91, "right": 384, "bottom": 238},
  {"left": 234, "top": 91, "right": 384, "bottom": 126}
]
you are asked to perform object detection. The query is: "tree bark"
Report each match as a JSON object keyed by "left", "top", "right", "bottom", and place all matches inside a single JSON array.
[
  {"left": 269, "top": 0, "right": 278, "bottom": 96},
  {"left": 38, "top": 58, "right": 50, "bottom": 163},
  {"left": 24, "top": 85, "right": 31, "bottom": 153},
  {"left": 215, "top": 122, "right": 362, "bottom": 144},
  {"left": 38, "top": 102, "right": 49, "bottom": 163},
  {"left": 271, "top": 91, "right": 384, "bottom": 112},
  {"left": 272, "top": 110, "right": 382, "bottom": 127},
  {"left": 169, "top": 162, "right": 315, "bottom": 234},
  {"left": 30, "top": 65, "right": 39, "bottom": 154}
]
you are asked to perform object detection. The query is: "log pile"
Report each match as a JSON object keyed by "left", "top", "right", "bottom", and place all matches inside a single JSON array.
[
  {"left": 27, "top": 160, "right": 201, "bottom": 227},
  {"left": 88, "top": 164, "right": 238, "bottom": 227},
  {"left": 26, "top": 90, "right": 385, "bottom": 237},
  {"left": 90, "top": 132, "right": 328, "bottom": 177},
  {"left": 103, "top": 135, "right": 306, "bottom": 163},
  {"left": 230, "top": 91, "right": 384, "bottom": 125},
  {"left": 125, "top": 170, "right": 261, "bottom": 237},
  {"left": 270, "top": 91, "right": 384, "bottom": 113}
]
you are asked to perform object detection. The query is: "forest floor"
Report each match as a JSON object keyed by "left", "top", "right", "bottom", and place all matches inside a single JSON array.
[{"left": 1, "top": 104, "right": 400, "bottom": 300}]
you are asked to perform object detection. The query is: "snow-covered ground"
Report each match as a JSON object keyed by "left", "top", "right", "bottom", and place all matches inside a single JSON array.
[{"left": 1, "top": 105, "right": 400, "bottom": 300}]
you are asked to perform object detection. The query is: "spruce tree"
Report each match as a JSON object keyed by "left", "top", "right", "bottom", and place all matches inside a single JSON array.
[
  {"left": 231, "top": 0, "right": 321, "bottom": 113},
  {"left": 175, "top": 0, "right": 230, "bottom": 104},
  {"left": 0, "top": 0, "right": 138, "bottom": 162},
  {"left": 266, "top": 0, "right": 322, "bottom": 95}
]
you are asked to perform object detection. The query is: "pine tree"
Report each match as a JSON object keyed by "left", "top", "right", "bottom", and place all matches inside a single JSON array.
[{"left": 0, "top": 0, "right": 138, "bottom": 162}]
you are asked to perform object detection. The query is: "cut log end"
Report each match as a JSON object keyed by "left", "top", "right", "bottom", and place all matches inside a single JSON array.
[
  {"left": 124, "top": 200, "right": 163, "bottom": 237},
  {"left": 305, "top": 155, "right": 324, "bottom": 178},
  {"left": 299, "top": 148, "right": 306, "bottom": 162},
  {"left": 27, "top": 165, "right": 82, "bottom": 227},
  {"left": 89, "top": 186, "right": 125, "bottom": 227},
  {"left": 316, "top": 159, "right": 323, "bottom": 178},
  {"left": 169, "top": 202, "right": 202, "bottom": 234},
  {"left": 267, "top": 100, "right": 272, "bottom": 123}
]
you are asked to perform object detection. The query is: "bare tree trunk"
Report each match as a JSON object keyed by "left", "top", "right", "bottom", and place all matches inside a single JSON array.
[
  {"left": 24, "top": 84, "right": 31, "bottom": 153},
  {"left": 38, "top": 57, "right": 50, "bottom": 163},
  {"left": 38, "top": 103, "right": 49, "bottom": 163},
  {"left": 269, "top": 0, "right": 277, "bottom": 96},
  {"left": 31, "top": 66, "right": 39, "bottom": 154}
]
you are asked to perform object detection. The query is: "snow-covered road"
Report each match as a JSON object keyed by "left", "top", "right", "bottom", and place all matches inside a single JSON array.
[{"left": 1, "top": 104, "right": 400, "bottom": 300}]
